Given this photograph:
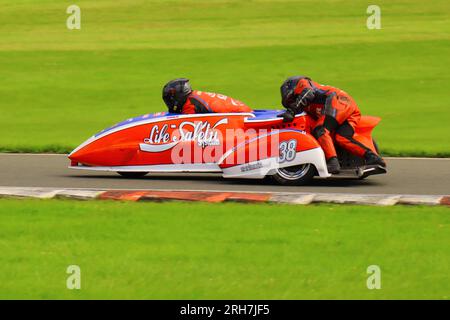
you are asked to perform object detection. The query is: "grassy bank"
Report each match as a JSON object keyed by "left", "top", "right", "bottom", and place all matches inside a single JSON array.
[
  {"left": 0, "top": 199, "right": 448, "bottom": 299},
  {"left": 0, "top": 0, "right": 449, "bottom": 155}
]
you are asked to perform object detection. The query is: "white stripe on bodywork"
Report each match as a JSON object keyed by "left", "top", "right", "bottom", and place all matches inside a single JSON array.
[
  {"left": 221, "top": 147, "right": 330, "bottom": 179},
  {"left": 139, "top": 142, "right": 179, "bottom": 152}
]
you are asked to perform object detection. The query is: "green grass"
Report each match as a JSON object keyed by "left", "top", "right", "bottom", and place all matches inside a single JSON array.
[
  {"left": 0, "top": 199, "right": 448, "bottom": 299},
  {"left": 0, "top": 0, "right": 449, "bottom": 155}
]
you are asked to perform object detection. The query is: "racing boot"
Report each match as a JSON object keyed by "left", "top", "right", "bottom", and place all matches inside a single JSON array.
[
  {"left": 327, "top": 156, "right": 341, "bottom": 174},
  {"left": 364, "top": 151, "right": 386, "bottom": 167}
]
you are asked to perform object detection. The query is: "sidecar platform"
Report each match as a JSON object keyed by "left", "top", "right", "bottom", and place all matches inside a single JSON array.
[{"left": 331, "top": 165, "right": 387, "bottom": 179}]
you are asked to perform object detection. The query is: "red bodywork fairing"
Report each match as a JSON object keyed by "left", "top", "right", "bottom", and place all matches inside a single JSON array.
[{"left": 68, "top": 110, "right": 382, "bottom": 181}]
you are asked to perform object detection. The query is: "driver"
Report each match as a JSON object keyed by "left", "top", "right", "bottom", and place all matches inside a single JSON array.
[
  {"left": 162, "top": 78, "right": 252, "bottom": 114},
  {"left": 279, "top": 76, "right": 386, "bottom": 173}
]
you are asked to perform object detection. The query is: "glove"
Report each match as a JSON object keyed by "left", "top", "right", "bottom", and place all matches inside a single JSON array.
[{"left": 277, "top": 109, "right": 295, "bottom": 122}]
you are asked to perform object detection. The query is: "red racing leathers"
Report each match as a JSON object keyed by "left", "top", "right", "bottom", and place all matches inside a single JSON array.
[
  {"left": 294, "top": 77, "right": 371, "bottom": 160},
  {"left": 181, "top": 90, "right": 252, "bottom": 114}
]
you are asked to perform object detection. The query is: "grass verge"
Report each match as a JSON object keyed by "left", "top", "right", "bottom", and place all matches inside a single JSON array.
[
  {"left": 0, "top": 199, "right": 448, "bottom": 299},
  {"left": 0, "top": 1, "right": 449, "bottom": 155}
]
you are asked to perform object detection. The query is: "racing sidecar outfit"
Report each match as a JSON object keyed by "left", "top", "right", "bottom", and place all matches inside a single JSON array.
[{"left": 181, "top": 90, "right": 253, "bottom": 114}]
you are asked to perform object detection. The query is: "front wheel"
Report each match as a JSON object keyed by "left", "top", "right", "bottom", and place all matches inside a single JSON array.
[
  {"left": 270, "top": 164, "right": 316, "bottom": 186},
  {"left": 117, "top": 172, "right": 149, "bottom": 178}
]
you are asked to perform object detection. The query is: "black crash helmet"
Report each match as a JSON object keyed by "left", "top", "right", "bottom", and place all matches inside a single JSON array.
[
  {"left": 280, "top": 75, "right": 309, "bottom": 109},
  {"left": 162, "top": 78, "right": 193, "bottom": 113}
]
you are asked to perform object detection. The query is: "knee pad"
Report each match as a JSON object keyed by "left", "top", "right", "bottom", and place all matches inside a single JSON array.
[{"left": 312, "top": 125, "right": 326, "bottom": 139}]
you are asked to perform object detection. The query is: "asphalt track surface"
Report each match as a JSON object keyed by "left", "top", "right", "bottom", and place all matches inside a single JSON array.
[{"left": 0, "top": 154, "right": 449, "bottom": 195}]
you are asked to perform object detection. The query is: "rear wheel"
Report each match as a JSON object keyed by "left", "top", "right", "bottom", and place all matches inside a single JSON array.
[
  {"left": 270, "top": 164, "right": 316, "bottom": 186},
  {"left": 117, "top": 172, "right": 149, "bottom": 178}
]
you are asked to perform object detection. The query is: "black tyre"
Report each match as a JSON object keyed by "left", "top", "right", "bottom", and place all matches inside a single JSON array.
[
  {"left": 270, "top": 164, "right": 316, "bottom": 186},
  {"left": 117, "top": 172, "right": 149, "bottom": 178}
]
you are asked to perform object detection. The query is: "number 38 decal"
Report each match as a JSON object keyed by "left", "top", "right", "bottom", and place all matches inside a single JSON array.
[{"left": 279, "top": 139, "right": 297, "bottom": 163}]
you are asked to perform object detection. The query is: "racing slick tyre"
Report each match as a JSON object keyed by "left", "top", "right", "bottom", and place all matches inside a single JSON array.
[
  {"left": 117, "top": 172, "right": 149, "bottom": 178},
  {"left": 271, "top": 164, "right": 316, "bottom": 186}
]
